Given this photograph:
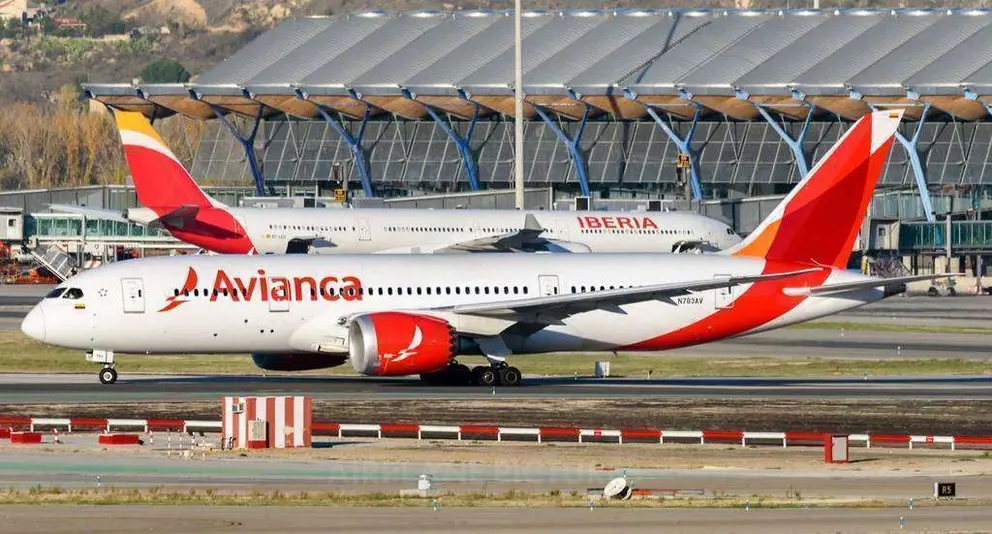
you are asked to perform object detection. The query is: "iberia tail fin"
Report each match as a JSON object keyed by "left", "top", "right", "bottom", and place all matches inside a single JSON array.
[
  {"left": 113, "top": 111, "right": 222, "bottom": 210},
  {"left": 726, "top": 110, "right": 902, "bottom": 268}
]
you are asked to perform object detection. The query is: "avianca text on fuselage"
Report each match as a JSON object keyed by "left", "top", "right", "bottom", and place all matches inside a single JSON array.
[
  {"left": 577, "top": 216, "right": 659, "bottom": 230},
  {"left": 167, "top": 268, "right": 365, "bottom": 310}
]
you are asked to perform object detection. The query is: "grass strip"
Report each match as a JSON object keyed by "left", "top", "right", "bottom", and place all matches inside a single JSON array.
[
  {"left": 2, "top": 331, "right": 989, "bottom": 377},
  {"left": 0, "top": 485, "right": 965, "bottom": 509},
  {"left": 791, "top": 321, "right": 992, "bottom": 336}
]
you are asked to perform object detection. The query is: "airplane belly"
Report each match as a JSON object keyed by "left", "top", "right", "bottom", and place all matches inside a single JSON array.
[{"left": 92, "top": 309, "right": 297, "bottom": 354}]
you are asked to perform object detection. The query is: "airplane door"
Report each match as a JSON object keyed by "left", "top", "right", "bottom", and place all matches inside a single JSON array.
[
  {"left": 121, "top": 278, "right": 145, "bottom": 313},
  {"left": 357, "top": 218, "right": 371, "bottom": 242},
  {"left": 554, "top": 219, "right": 570, "bottom": 241},
  {"left": 714, "top": 274, "right": 733, "bottom": 309},
  {"left": 538, "top": 275, "right": 560, "bottom": 296}
]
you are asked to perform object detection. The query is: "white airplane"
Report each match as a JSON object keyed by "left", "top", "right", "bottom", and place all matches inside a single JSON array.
[
  {"left": 23, "top": 110, "right": 947, "bottom": 386},
  {"left": 51, "top": 111, "right": 740, "bottom": 255}
]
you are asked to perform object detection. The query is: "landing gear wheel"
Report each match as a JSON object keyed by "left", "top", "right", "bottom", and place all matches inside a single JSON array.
[
  {"left": 449, "top": 363, "right": 472, "bottom": 385},
  {"left": 470, "top": 366, "right": 488, "bottom": 385},
  {"left": 498, "top": 366, "right": 522, "bottom": 387},
  {"left": 477, "top": 367, "right": 499, "bottom": 387},
  {"left": 99, "top": 367, "right": 118, "bottom": 385}
]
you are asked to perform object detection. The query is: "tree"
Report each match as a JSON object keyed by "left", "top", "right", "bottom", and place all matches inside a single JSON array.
[
  {"left": 80, "top": 6, "right": 126, "bottom": 37},
  {"left": 139, "top": 58, "right": 191, "bottom": 84}
]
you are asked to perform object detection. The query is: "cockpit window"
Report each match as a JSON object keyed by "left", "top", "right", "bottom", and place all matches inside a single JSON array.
[
  {"left": 63, "top": 288, "right": 84, "bottom": 300},
  {"left": 45, "top": 288, "right": 66, "bottom": 299},
  {"left": 726, "top": 228, "right": 735, "bottom": 235}
]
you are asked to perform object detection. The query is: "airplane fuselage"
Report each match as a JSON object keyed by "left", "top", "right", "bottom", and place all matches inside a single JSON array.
[
  {"left": 25, "top": 254, "right": 879, "bottom": 357},
  {"left": 159, "top": 207, "right": 740, "bottom": 255}
]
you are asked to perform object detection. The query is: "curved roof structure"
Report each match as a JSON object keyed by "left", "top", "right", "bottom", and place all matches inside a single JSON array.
[{"left": 84, "top": 8, "right": 992, "bottom": 123}]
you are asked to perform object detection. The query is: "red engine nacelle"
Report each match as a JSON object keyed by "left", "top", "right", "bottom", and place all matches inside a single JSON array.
[{"left": 348, "top": 312, "right": 456, "bottom": 376}]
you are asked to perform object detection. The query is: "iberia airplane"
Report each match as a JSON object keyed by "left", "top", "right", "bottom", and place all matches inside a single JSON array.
[
  {"left": 51, "top": 111, "right": 739, "bottom": 255},
  {"left": 23, "top": 110, "right": 948, "bottom": 386}
]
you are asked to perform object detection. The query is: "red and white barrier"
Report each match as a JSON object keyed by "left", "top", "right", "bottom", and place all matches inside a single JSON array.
[
  {"left": 222, "top": 396, "right": 312, "bottom": 449},
  {"left": 3, "top": 414, "right": 992, "bottom": 451}
]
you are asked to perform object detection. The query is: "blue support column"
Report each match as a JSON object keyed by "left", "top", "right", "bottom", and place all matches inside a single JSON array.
[
  {"left": 405, "top": 89, "right": 480, "bottom": 191},
  {"left": 737, "top": 89, "right": 815, "bottom": 180},
  {"left": 899, "top": 102, "right": 936, "bottom": 223},
  {"left": 205, "top": 102, "right": 267, "bottom": 196},
  {"left": 865, "top": 100, "right": 935, "bottom": 223},
  {"left": 307, "top": 99, "right": 374, "bottom": 198},
  {"left": 533, "top": 104, "right": 592, "bottom": 197},
  {"left": 624, "top": 89, "right": 703, "bottom": 200}
]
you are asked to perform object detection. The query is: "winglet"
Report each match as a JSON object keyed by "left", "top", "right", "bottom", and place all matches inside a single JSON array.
[
  {"left": 727, "top": 110, "right": 902, "bottom": 268},
  {"left": 524, "top": 213, "right": 544, "bottom": 233},
  {"left": 113, "top": 111, "right": 221, "bottom": 210}
]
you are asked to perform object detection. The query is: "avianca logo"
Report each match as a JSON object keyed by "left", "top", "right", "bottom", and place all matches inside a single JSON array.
[
  {"left": 387, "top": 326, "right": 423, "bottom": 363},
  {"left": 159, "top": 268, "right": 364, "bottom": 312},
  {"left": 158, "top": 267, "right": 198, "bottom": 312},
  {"left": 577, "top": 216, "right": 659, "bottom": 230}
]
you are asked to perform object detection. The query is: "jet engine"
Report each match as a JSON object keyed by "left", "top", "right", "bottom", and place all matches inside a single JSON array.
[
  {"left": 251, "top": 353, "right": 348, "bottom": 371},
  {"left": 348, "top": 312, "right": 456, "bottom": 376}
]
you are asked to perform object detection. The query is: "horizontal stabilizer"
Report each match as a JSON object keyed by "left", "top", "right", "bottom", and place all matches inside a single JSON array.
[{"left": 783, "top": 274, "right": 964, "bottom": 297}]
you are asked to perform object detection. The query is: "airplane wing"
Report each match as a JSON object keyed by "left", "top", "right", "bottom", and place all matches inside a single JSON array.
[
  {"left": 48, "top": 204, "right": 126, "bottom": 223},
  {"left": 783, "top": 273, "right": 964, "bottom": 297},
  {"left": 442, "top": 267, "right": 821, "bottom": 322},
  {"left": 377, "top": 214, "right": 549, "bottom": 254},
  {"left": 445, "top": 213, "right": 546, "bottom": 252}
]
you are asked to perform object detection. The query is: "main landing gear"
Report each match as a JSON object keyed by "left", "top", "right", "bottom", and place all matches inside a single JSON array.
[
  {"left": 420, "top": 361, "right": 522, "bottom": 387},
  {"left": 87, "top": 350, "right": 117, "bottom": 385}
]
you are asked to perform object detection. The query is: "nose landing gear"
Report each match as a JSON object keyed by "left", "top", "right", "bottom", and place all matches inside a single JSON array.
[
  {"left": 86, "top": 350, "right": 117, "bottom": 385},
  {"left": 99, "top": 366, "right": 118, "bottom": 385}
]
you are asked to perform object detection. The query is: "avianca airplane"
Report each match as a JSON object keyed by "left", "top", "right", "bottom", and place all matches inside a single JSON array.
[
  {"left": 24, "top": 110, "right": 947, "bottom": 386},
  {"left": 52, "top": 111, "right": 740, "bottom": 255}
]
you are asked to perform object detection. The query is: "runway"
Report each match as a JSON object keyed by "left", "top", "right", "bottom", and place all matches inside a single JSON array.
[
  {"left": 5, "top": 505, "right": 990, "bottom": 534},
  {"left": 2, "top": 373, "right": 991, "bottom": 403}
]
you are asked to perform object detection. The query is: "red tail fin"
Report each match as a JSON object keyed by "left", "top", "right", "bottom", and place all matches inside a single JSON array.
[
  {"left": 114, "top": 111, "right": 216, "bottom": 209},
  {"left": 728, "top": 110, "right": 902, "bottom": 268}
]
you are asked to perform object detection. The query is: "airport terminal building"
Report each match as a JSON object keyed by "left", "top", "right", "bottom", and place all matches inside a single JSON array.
[
  {"left": 82, "top": 8, "right": 992, "bottom": 219},
  {"left": 0, "top": 7, "right": 976, "bottom": 283}
]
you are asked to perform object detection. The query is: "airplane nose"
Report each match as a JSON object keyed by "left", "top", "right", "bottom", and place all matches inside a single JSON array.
[{"left": 21, "top": 306, "right": 46, "bottom": 342}]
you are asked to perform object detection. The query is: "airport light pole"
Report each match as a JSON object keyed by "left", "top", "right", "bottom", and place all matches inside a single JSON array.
[{"left": 513, "top": 0, "right": 524, "bottom": 209}]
